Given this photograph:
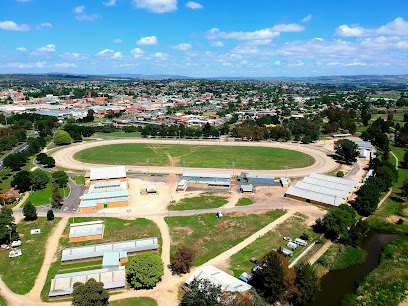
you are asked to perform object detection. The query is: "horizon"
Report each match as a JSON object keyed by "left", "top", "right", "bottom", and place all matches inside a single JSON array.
[{"left": 1, "top": 0, "right": 407, "bottom": 77}]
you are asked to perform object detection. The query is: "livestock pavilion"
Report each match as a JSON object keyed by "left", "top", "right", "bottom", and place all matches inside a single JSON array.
[
  {"left": 182, "top": 172, "right": 234, "bottom": 187},
  {"left": 285, "top": 173, "right": 359, "bottom": 207},
  {"left": 85, "top": 166, "right": 127, "bottom": 187},
  {"left": 68, "top": 220, "right": 105, "bottom": 242}
]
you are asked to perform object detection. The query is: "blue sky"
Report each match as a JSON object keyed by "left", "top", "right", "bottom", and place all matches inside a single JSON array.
[{"left": 0, "top": 0, "right": 407, "bottom": 77}]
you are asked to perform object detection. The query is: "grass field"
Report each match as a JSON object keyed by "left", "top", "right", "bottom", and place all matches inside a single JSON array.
[
  {"left": 0, "top": 156, "right": 35, "bottom": 194},
  {"left": 71, "top": 176, "right": 85, "bottom": 185},
  {"left": 236, "top": 197, "right": 254, "bottom": 206},
  {"left": 26, "top": 183, "right": 70, "bottom": 206},
  {"left": 109, "top": 297, "right": 157, "bottom": 306},
  {"left": 0, "top": 217, "right": 61, "bottom": 295},
  {"left": 228, "top": 213, "right": 316, "bottom": 277},
  {"left": 317, "top": 244, "right": 367, "bottom": 271},
  {"left": 0, "top": 294, "right": 7, "bottom": 306},
  {"left": 41, "top": 217, "right": 161, "bottom": 302},
  {"left": 166, "top": 210, "right": 286, "bottom": 266},
  {"left": 168, "top": 193, "right": 228, "bottom": 211},
  {"left": 96, "top": 132, "right": 142, "bottom": 138},
  {"left": 74, "top": 143, "right": 314, "bottom": 170}
]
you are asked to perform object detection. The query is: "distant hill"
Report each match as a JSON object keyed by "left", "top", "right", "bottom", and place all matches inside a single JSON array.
[{"left": 0, "top": 73, "right": 407, "bottom": 84}]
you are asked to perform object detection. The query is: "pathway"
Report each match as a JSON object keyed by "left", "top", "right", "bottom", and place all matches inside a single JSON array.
[{"left": 308, "top": 240, "right": 333, "bottom": 265}]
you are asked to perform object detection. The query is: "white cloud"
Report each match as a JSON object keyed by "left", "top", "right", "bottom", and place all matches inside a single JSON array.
[
  {"left": 60, "top": 52, "right": 87, "bottom": 60},
  {"left": 73, "top": 6, "right": 100, "bottom": 21},
  {"left": 288, "top": 60, "right": 304, "bottom": 67},
  {"left": 7, "top": 61, "right": 46, "bottom": 68},
  {"left": 302, "top": 14, "right": 312, "bottom": 22},
  {"left": 185, "top": 1, "right": 202, "bottom": 9},
  {"left": 172, "top": 43, "right": 191, "bottom": 51},
  {"left": 113, "top": 52, "right": 122, "bottom": 58},
  {"left": 55, "top": 63, "right": 77, "bottom": 68},
  {"left": 154, "top": 52, "right": 168, "bottom": 60},
  {"left": 112, "top": 38, "right": 122, "bottom": 43},
  {"left": 37, "top": 23, "right": 52, "bottom": 30},
  {"left": 346, "top": 61, "right": 367, "bottom": 66},
  {"left": 271, "top": 23, "right": 305, "bottom": 32},
  {"left": 132, "top": 0, "right": 177, "bottom": 13},
  {"left": 0, "top": 20, "right": 30, "bottom": 32},
  {"left": 207, "top": 27, "right": 280, "bottom": 41},
  {"left": 274, "top": 61, "right": 281, "bottom": 65},
  {"left": 35, "top": 44, "right": 56, "bottom": 53},
  {"left": 130, "top": 47, "right": 144, "bottom": 58},
  {"left": 210, "top": 41, "right": 224, "bottom": 47},
  {"left": 360, "top": 36, "right": 408, "bottom": 50},
  {"left": 16, "top": 47, "right": 27, "bottom": 52},
  {"left": 335, "top": 17, "right": 408, "bottom": 37},
  {"left": 96, "top": 49, "right": 115, "bottom": 56},
  {"left": 103, "top": 0, "right": 116, "bottom": 7},
  {"left": 137, "top": 35, "right": 158, "bottom": 45}
]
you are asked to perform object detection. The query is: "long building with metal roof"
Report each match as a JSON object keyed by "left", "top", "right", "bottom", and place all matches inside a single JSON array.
[
  {"left": 69, "top": 220, "right": 105, "bottom": 242},
  {"left": 285, "top": 173, "right": 359, "bottom": 207},
  {"left": 183, "top": 172, "right": 233, "bottom": 187}
]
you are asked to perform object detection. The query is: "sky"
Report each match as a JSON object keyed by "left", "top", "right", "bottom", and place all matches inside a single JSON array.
[{"left": 0, "top": 0, "right": 408, "bottom": 77}]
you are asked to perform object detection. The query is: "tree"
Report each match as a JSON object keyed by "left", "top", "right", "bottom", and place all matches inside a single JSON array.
[
  {"left": 218, "top": 291, "right": 255, "bottom": 306},
  {"left": 11, "top": 170, "right": 32, "bottom": 192},
  {"left": 353, "top": 183, "right": 381, "bottom": 216},
  {"left": 252, "top": 251, "right": 297, "bottom": 304},
  {"left": 47, "top": 209, "right": 54, "bottom": 221},
  {"left": 51, "top": 181, "right": 63, "bottom": 207},
  {"left": 170, "top": 246, "right": 196, "bottom": 275},
  {"left": 23, "top": 201, "right": 37, "bottom": 221},
  {"left": 344, "top": 219, "right": 370, "bottom": 247},
  {"left": 72, "top": 278, "right": 109, "bottom": 306},
  {"left": 36, "top": 153, "right": 48, "bottom": 164},
  {"left": 180, "top": 278, "right": 222, "bottom": 306},
  {"left": 402, "top": 179, "right": 408, "bottom": 199},
  {"left": 0, "top": 206, "right": 19, "bottom": 244},
  {"left": 44, "top": 156, "right": 55, "bottom": 168},
  {"left": 3, "top": 152, "right": 26, "bottom": 171},
  {"left": 53, "top": 130, "right": 72, "bottom": 145},
  {"left": 31, "top": 169, "right": 49, "bottom": 190},
  {"left": 52, "top": 171, "right": 68, "bottom": 187},
  {"left": 292, "top": 263, "right": 320, "bottom": 305},
  {"left": 336, "top": 171, "right": 344, "bottom": 178},
  {"left": 319, "top": 204, "right": 356, "bottom": 240},
  {"left": 334, "top": 139, "right": 359, "bottom": 164},
  {"left": 404, "top": 152, "right": 408, "bottom": 168},
  {"left": 126, "top": 252, "right": 164, "bottom": 289}
]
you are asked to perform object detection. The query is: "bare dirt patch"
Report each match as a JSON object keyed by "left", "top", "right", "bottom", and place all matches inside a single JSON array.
[
  {"left": 172, "top": 226, "right": 193, "bottom": 235},
  {"left": 386, "top": 215, "right": 401, "bottom": 223}
]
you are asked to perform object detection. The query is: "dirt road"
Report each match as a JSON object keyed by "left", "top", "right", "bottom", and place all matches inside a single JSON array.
[{"left": 52, "top": 138, "right": 338, "bottom": 177}]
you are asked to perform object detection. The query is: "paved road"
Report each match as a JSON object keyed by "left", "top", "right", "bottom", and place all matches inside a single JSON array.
[{"left": 51, "top": 138, "right": 338, "bottom": 177}]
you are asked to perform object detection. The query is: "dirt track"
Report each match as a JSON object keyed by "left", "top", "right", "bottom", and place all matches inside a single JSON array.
[{"left": 51, "top": 138, "right": 338, "bottom": 177}]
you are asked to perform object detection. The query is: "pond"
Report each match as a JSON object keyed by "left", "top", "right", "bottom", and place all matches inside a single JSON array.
[{"left": 307, "top": 231, "right": 404, "bottom": 306}]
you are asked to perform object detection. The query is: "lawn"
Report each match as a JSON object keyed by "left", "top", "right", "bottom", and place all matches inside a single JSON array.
[
  {"left": 166, "top": 210, "right": 286, "bottom": 266},
  {"left": 228, "top": 213, "right": 316, "bottom": 277},
  {"left": 235, "top": 197, "right": 254, "bottom": 206},
  {"left": 0, "top": 217, "right": 61, "bottom": 295},
  {"left": 109, "top": 297, "right": 157, "bottom": 306},
  {"left": 96, "top": 132, "right": 142, "bottom": 138},
  {"left": 74, "top": 143, "right": 314, "bottom": 170},
  {"left": 71, "top": 175, "right": 85, "bottom": 185},
  {"left": 168, "top": 193, "right": 228, "bottom": 211},
  {"left": 0, "top": 294, "right": 7, "bottom": 306},
  {"left": 26, "top": 183, "right": 70, "bottom": 206},
  {"left": 41, "top": 217, "right": 161, "bottom": 302}
]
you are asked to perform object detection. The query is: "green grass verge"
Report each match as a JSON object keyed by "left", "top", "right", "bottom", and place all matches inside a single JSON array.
[
  {"left": 96, "top": 132, "right": 142, "bottom": 138},
  {"left": 168, "top": 193, "right": 228, "bottom": 211},
  {"left": 0, "top": 294, "right": 8, "bottom": 306},
  {"left": 71, "top": 176, "right": 85, "bottom": 185},
  {"left": 74, "top": 143, "right": 314, "bottom": 170},
  {"left": 58, "top": 259, "right": 102, "bottom": 270},
  {"left": 109, "top": 297, "right": 157, "bottom": 306},
  {"left": 228, "top": 213, "right": 316, "bottom": 277},
  {"left": 0, "top": 217, "right": 61, "bottom": 295},
  {"left": 235, "top": 197, "right": 254, "bottom": 206},
  {"left": 26, "top": 183, "right": 70, "bottom": 206},
  {"left": 318, "top": 244, "right": 367, "bottom": 271},
  {"left": 166, "top": 210, "right": 286, "bottom": 266},
  {"left": 41, "top": 217, "right": 161, "bottom": 302},
  {"left": 346, "top": 238, "right": 408, "bottom": 306}
]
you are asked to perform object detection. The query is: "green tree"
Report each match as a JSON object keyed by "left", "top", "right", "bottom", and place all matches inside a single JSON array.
[
  {"left": 292, "top": 263, "right": 320, "bottom": 305},
  {"left": 51, "top": 181, "right": 63, "bottom": 207},
  {"left": 31, "top": 169, "right": 49, "bottom": 190},
  {"left": 334, "top": 139, "right": 359, "bottom": 164},
  {"left": 252, "top": 251, "right": 297, "bottom": 304},
  {"left": 3, "top": 152, "right": 26, "bottom": 171},
  {"left": 53, "top": 130, "right": 72, "bottom": 145},
  {"left": 52, "top": 171, "right": 69, "bottom": 187},
  {"left": 72, "top": 278, "right": 109, "bottom": 306},
  {"left": 353, "top": 183, "right": 381, "bottom": 216},
  {"left": 404, "top": 152, "right": 408, "bottom": 168},
  {"left": 11, "top": 170, "right": 32, "bottom": 192},
  {"left": 0, "top": 206, "right": 19, "bottom": 244},
  {"left": 47, "top": 209, "right": 54, "bottom": 221},
  {"left": 44, "top": 156, "right": 55, "bottom": 168},
  {"left": 402, "top": 179, "right": 408, "bottom": 199},
  {"left": 126, "top": 252, "right": 164, "bottom": 289},
  {"left": 320, "top": 204, "right": 356, "bottom": 240},
  {"left": 181, "top": 278, "right": 222, "bottom": 306},
  {"left": 170, "top": 246, "right": 196, "bottom": 275},
  {"left": 23, "top": 201, "right": 37, "bottom": 221}
]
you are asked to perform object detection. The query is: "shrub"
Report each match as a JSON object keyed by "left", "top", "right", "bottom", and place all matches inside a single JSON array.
[
  {"left": 170, "top": 246, "right": 196, "bottom": 274},
  {"left": 47, "top": 210, "right": 54, "bottom": 221},
  {"left": 126, "top": 252, "right": 164, "bottom": 289},
  {"left": 336, "top": 171, "right": 344, "bottom": 177},
  {"left": 53, "top": 130, "right": 72, "bottom": 146}
]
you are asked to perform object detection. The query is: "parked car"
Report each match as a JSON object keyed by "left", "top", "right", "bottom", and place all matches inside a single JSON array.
[
  {"left": 30, "top": 229, "right": 41, "bottom": 235},
  {"left": 287, "top": 242, "right": 298, "bottom": 249},
  {"left": 9, "top": 249, "right": 22, "bottom": 258},
  {"left": 63, "top": 207, "right": 68, "bottom": 212},
  {"left": 283, "top": 237, "right": 292, "bottom": 242},
  {"left": 294, "top": 238, "right": 308, "bottom": 247},
  {"left": 1, "top": 244, "right": 10, "bottom": 250},
  {"left": 11, "top": 240, "right": 22, "bottom": 248},
  {"left": 282, "top": 248, "right": 293, "bottom": 257}
]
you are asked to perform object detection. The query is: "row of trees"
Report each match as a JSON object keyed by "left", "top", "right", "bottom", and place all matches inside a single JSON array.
[
  {"left": 11, "top": 169, "right": 68, "bottom": 193},
  {"left": 36, "top": 153, "right": 55, "bottom": 168}
]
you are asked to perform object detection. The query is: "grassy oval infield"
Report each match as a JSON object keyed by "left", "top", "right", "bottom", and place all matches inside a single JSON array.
[{"left": 73, "top": 143, "right": 314, "bottom": 170}]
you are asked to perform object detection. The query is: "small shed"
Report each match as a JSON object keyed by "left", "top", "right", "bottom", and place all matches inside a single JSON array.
[
  {"left": 177, "top": 179, "right": 187, "bottom": 192},
  {"left": 280, "top": 178, "right": 289, "bottom": 187},
  {"left": 146, "top": 185, "right": 157, "bottom": 193},
  {"left": 240, "top": 184, "right": 254, "bottom": 194},
  {"left": 30, "top": 229, "right": 42, "bottom": 235}
]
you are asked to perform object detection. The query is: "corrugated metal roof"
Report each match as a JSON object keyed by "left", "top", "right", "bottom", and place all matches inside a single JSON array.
[
  {"left": 80, "top": 190, "right": 129, "bottom": 200},
  {"left": 183, "top": 172, "right": 231, "bottom": 179},
  {"left": 285, "top": 186, "right": 344, "bottom": 206},
  {"left": 94, "top": 180, "right": 122, "bottom": 188},
  {"left": 241, "top": 184, "right": 253, "bottom": 192},
  {"left": 186, "top": 265, "right": 252, "bottom": 293},
  {"left": 90, "top": 166, "right": 126, "bottom": 181},
  {"left": 79, "top": 196, "right": 129, "bottom": 208},
  {"left": 309, "top": 173, "right": 359, "bottom": 187},
  {"left": 69, "top": 221, "right": 104, "bottom": 238}
]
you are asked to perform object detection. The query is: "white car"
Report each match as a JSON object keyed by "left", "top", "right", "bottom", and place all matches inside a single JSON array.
[
  {"left": 11, "top": 240, "right": 22, "bottom": 248},
  {"left": 63, "top": 207, "right": 68, "bottom": 212},
  {"left": 9, "top": 249, "right": 22, "bottom": 258},
  {"left": 283, "top": 237, "right": 292, "bottom": 242},
  {"left": 1, "top": 244, "right": 10, "bottom": 250}
]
